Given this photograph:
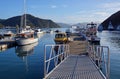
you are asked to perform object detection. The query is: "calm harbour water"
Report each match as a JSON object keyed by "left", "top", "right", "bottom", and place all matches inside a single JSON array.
[
  {"left": 98, "top": 31, "right": 120, "bottom": 79},
  {"left": 0, "top": 28, "right": 120, "bottom": 79}
]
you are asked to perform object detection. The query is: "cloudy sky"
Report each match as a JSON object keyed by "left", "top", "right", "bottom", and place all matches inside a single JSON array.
[{"left": 0, "top": 0, "right": 120, "bottom": 23}]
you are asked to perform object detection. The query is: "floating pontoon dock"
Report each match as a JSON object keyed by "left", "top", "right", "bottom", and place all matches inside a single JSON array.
[
  {"left": 44, "top": 37, "right": 110, "bottom": 79},
  {"left": 0, "top": 39, "right": 15, "bottom": 50}
]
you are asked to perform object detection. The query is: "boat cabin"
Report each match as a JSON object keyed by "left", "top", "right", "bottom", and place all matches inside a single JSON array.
[
  {"left": 54, "top": 33, "right": 68, "bottom": 44},
  {"left": 16, "top": 32, "right": 34, "bottom": 39}
]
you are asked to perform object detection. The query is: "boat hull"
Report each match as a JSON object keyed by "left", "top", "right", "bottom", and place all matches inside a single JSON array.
[
  {"left": 87, "top": 37, "right": 100, "bottom": 45},
  {"left": 16, "top": 38, "right": 38, "bottom": 46}
]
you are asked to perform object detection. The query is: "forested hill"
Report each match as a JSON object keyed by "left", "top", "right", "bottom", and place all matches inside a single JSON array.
[
  {"left": 0, "top": 14, "right": 60, "bottom": 28},
  {"left": 101, "top": 11, "right": 120, "bottom": 30}
]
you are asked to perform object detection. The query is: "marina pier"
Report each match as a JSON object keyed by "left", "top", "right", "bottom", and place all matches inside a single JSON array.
[
  {"left": 0, "top": 39, "right": 16, "bottom": 50},
  {"left": 44, "top": 36, "right": 110, "bottom": 79}
]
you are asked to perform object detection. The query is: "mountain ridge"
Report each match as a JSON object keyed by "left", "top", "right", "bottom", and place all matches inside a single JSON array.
[
  {"left": 101, "top": 11, "right": 120, "bottom": 30},
  {"left": 0, "top": 14, "right": 60, "bottom": 28}
]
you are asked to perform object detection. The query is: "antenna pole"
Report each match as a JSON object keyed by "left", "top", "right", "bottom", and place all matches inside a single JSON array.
[{"left": 24, "top": 0, "right": 26, "bottom": 27}]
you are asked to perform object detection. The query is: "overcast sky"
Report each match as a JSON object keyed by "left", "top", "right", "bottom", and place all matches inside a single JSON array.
[{"left": 0, "top": 0, "right": 120, "bottom": 23}]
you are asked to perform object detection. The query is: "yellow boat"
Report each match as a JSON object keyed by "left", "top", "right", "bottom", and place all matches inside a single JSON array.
[{"left": 54, "top": 33, "right": 68, "bottom": 44}]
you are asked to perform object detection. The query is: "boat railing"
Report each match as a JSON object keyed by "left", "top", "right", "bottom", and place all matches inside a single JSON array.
[
  {"left": 44, "top": 44, "right": 70, "bottom": 78},
  {"left": 88, "top": 45, "right": 110, "bottom": 79}
]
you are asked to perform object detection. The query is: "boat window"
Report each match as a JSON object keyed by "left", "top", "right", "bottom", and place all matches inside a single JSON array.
[
  {"left": 35, "top": 30, "right": 38, "bottom": 32},
  {"left": 55, "top": 34, "right": 66, "bottom": 38}
]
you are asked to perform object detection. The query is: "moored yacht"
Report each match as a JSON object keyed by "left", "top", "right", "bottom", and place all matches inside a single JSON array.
[
  {"left": 16, "top": 32, "right": 38, "bottom": 46},
  {"left": 15, "top": 0, "right": 38, "bottom": 46}
]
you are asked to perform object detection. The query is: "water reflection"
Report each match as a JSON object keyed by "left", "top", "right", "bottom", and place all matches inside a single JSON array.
[
  {"left": 15, "top": 42, "right": 38, "bottom": 71},
  {"left": 15, "top": 42, "right": 38, "bottom": 57},
  {"left": 36, "top": 33, "right": 44, "bottom": 39}
]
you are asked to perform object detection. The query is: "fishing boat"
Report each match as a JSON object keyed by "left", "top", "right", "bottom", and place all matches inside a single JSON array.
[
  {"left": 86, "top": 22, "right": 100, "bottom": 45},
  {"left": 54, "top": 32, "right": 69, "bottom": 44},
  {"left": 86, "top": 22, "right": 97, "bottom": 36},
  {"left": 16, "top": 0, "right": 38, "bottom": 46}
]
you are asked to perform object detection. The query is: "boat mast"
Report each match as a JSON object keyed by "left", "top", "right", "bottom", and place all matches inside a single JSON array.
[
  {"left": 20, "top": 0, "right": 27, "bottom": 32},
  {"left": 24, "top": 0, "right": 27, "bottom": 27}
]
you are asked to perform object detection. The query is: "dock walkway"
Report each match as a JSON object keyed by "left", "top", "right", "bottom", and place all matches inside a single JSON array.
[
  {"left": 46, "top": 55, "right": 105, "bottom": 79},
  {"left": 44, "top": 35, "right": 110, "bottom": 79}
]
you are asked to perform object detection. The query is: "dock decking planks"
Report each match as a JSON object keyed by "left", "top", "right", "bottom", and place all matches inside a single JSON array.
[{"left": 46, "top": 55, "right": 105, "bottom": 79}]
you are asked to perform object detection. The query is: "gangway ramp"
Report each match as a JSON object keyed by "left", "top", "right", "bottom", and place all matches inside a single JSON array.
[
  {"left": 45, "top": 55, "right": 105, "bottom": 79},
  {"left": 44, "top": 44, "right": 110, "bottom": 79}
]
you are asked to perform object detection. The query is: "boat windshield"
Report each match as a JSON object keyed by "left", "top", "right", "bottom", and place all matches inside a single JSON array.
[
  {"left": 16, "top": 33, "right": 34, "bottom": 38},
  {"left": 55, "top": 34, "right": 66, "bottom": 38}
]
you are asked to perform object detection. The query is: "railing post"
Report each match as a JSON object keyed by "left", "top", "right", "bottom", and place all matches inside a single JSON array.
[
  {"left": 44, "top": 44, "right": 70, "bottom": 78},
  {"left": 44, "top": 45, "right": 46, "bottom": 79},
  {"left": 88, "top": 45, "right": 110, "bottom": 79},
  {"left": 107, "top": 47, "right": 110, "bottom": 79}
]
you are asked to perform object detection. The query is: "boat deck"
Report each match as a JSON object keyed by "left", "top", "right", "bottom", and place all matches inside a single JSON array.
[{"left": 46, "top": 55, "right": 105, "bottom": 79}]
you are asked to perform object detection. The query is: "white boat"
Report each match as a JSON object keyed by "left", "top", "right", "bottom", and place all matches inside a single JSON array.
[
  {"left": 46, "top": 29, "right": 54, "bottom": 34},
  {"left": 34, "top": 29, "right": 44, "bottom": 35},
  {"left": 16, "top": 0, "right": 38, "bottom": 46},
  {"left": 4, "top": 31, "right": 14, "bottom": 36},
  {"left": 16, "top": 32, "right": 38, "bottom": 45},
  {"left": 108, "top": 21, "right": 114, "bottom": 31}
]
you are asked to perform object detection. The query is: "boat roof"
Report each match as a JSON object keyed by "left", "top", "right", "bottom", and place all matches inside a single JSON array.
[
  {"left": 56, "top": 32, "right": 67, "bottom": 35},
  {"left": 17, "top": 32, "right": 34, "bottom": 35}
]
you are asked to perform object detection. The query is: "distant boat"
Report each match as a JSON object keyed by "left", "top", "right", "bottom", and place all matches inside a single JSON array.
[
  {"left": 108, "top": 21, "right": 114, "bottom": 31},
  {"left": 46, "top": 29, "right": 54, "bottom": 34},
  {"left": 116, "top": 25, "right": 120, "bottom": 31},
  {"left": 86, "top": 22, "right": 97, "bottom": 36},
  {"left": 86, "top": 22, "right": 100, "bottom": 45},
  {"left": 65, "top": 29, "right": 71, "bottom": 37},
  {"left": 71, "top": 25, "right": 78, "bottom": 29},
  {"left": 97, "top": 24, "right": 103, "bottom": 32},
  {"left": 54, "top": 29, "right": 60, "bottom": 33},
  {"left": 34, "top": 29, "right": 44, "bottom": 35},
  {"left": 3, "top": 30, "right": 14, "bottom": 36}
]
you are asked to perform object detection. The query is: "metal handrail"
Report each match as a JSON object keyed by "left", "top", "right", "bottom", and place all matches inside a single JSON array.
[
  {"left": 44, "top": 44, "right": 69, "bottom": 79},
  {"left": 88, "top": 45, "right": 110, "bottom": 79}
]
